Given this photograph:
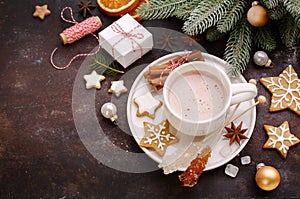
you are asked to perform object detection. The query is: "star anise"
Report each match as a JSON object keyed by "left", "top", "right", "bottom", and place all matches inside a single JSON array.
[
  {"left": 78, "top": 0, "right": 96, "bottom": 18},
  {"left": 224, "top": 122, "right": 248, "bottom": 145}
]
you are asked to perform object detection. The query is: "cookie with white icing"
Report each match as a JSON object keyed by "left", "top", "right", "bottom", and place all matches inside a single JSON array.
[
  {"left": 83, "top": 70, "right": 105, "bottom": 89},
  {"left": 134, "top": 92, "right": 162, "bottom": 119},
  {"left": 263, "top": 121, "right": 300, "bottom": 159},
  {"left": 260, "top": 65, "right": 300, "bottom": 116},
  {"left": 140, "top": 120, "right": 178, "bottom": 156},
  {"left": 108, "top": 80, "right": 127, "bottom": 97}
]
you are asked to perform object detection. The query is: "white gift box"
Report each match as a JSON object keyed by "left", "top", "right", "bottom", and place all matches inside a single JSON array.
[{"left": 99, "top": 14, "right": 153, "bottom": 68}]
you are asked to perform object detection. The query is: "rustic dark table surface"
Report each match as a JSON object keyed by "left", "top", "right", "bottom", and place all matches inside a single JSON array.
[{"left": 1, "top": 0, "right": 299, "bottom": 198}]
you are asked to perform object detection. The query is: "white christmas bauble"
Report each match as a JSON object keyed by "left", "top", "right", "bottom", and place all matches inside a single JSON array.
[{"left": 101, "top": 102, "right": 118, "bottom": 122}]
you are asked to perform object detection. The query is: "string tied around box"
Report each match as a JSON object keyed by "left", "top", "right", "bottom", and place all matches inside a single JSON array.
[
  {"left": 110, "top": 22, "right": 144, "bottom": 60},
  {"left": 50, "top": 7, "right": 102, "bottom": 70}
]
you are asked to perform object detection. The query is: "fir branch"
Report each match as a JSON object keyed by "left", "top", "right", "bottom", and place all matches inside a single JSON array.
[
  {"left": 261, "top": 0, "right": 279, "bottom": 9},
  {"left": 268, "top": 3, "right": 287, "bottom": 20},
  {"left": 224, "top": 19, "right": 253, "bottom": 77},
  {"left": 281, "top": 0, "right": 300, "bottom": 19},
  {"left": 295, "top": 15, "right": 300, "bottom": 29},
  {"left": 90, "top": 54, "right": 124, "bottom": 76},
  {"left": 278, "top": 14, "right": 299, "bottom": 47},
  {"left": 206, "top": 26, "right": 225, "bottom": 42},
  {"left": 137, "top": 0, "right": 189, "bottom": 19},
  {"left": 183, "top": 0, "right": 227, "bottom": 35},
  {"left": 216, "top": 0, "right": 248, "bottom": 33},
  {"left": 281, "top": 0, "right": 300, "bottom": 28},
  {"left": 174, "top": 0, "right": 202, "bottom": 20},
  {"left": 254, "top": 25, "right": 276, "bottom": 51}
]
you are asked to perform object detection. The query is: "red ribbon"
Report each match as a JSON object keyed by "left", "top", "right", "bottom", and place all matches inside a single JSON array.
[{"left": 110, "top": 22, "right": 144, "bottom": 60}]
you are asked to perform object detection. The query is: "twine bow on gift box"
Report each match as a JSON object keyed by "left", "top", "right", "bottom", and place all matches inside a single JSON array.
[{"left": 110, "top": 22, "right": 144, "bottom": 60}]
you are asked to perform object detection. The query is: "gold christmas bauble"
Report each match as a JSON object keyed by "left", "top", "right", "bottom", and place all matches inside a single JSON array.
[
  {"left": 247, "top": 4, "right": 268, "bottom": 27},
  {"left": 255, "top": 165, "right": 280, "bottom": 191}
]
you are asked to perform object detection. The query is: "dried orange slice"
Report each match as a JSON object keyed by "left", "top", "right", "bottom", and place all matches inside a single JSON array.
[
  {"left": 97, "top": 0, "right": 139, "bottom": 16},
  {"left": 125, "top": 0, "right": 149, "bottom": 21}
]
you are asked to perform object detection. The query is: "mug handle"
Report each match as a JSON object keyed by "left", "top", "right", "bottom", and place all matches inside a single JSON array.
[{"left": 230, "top": 83, "right": 257, "bottom": 106}]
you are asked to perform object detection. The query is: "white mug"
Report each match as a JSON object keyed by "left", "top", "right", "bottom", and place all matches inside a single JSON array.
[{"left": 163, "top": 61, "right": 257, "bottom": 136}]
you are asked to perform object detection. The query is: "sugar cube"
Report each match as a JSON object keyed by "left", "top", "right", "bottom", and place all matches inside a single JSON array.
[{"left": 225, "top": 164, "right": 239, "bottom": 178}]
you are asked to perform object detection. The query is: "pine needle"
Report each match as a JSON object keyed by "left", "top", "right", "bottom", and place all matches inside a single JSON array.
[
  {"left": 278, "top": 14, "right": 299, "bottom": 47},
  {"left": 224, "top": 19, "right": 253, "bottom": 77},
  {"left": 183, "top": 0, "right": 227, "bottom": 35},
  {"left": 268, "top": 3, "right": 287, "bottom": 20},
  {"left": 254, "top": 24, "right": 276, "bottom": 52},
  {"left": 261, "top": 0, "right": 280, "bottom": 9},
  {"left": 205, "top": 26, "right": 225, "bottom": 42},
  {"left": 90, "top": 54, "right": 124, "bottom": 76},
  {"left": 137, "top": 0, "right": 189, "bottom": 19},
  {"left": 216, "top": 0, "right": 248, "bottom": 33}
]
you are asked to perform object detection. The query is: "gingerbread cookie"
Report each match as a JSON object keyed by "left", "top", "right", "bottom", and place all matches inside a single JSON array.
[
  {"left": 108, "top": 80, "right": 127, "bottom": 97},
  {"left": 83, "top": 70, "right": 105, "bottom": 89},
  {"left": 140, "top": 120, "right": 178, "bottom": 156},
  {"left": 260, "top": 65, "right": 300, "bottom": 116},
  {"left": 134, "top": 92, "right": 162, "bottom": 119},
  {"left": 33, "top": 4, "right": 51, "bottom": 20},
  {"left": 263, "top": 121, "right": 300, "bottom": 159}
]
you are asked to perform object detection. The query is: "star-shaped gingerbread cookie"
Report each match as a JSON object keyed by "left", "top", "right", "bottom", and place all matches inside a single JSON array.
[
  {"left": 140, "top": 120, "right": 179, "bottom": 156},
  {"left": 263, "top": 121, "right": 300, "bottom": 159},
  {"left": 108, "top": 80, "right": 127, "bottom": 97},
  {"left": 33, "top": 4, "right": 51, "bottom": 20},
  {"left": 260, "top": 65, "right": 300, "bottom": 116},
  {"left": 83, "top": 70, "right": 105, "bottom": 89},
  {"left": 134, "top": 92, "right": 162, "bottom": 119}
]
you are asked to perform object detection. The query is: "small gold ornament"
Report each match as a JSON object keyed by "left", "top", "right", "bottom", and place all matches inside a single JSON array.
[
  {"left": 247, "top": 1, "right": 268, "bottom": 27},
  {"left": 255, "top": 163, "right": 280, "bottom": 191}
]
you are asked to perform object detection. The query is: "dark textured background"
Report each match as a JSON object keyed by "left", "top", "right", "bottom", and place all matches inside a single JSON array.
[{"left": 0, "top": 0, "right": 299, "bottom": 198}]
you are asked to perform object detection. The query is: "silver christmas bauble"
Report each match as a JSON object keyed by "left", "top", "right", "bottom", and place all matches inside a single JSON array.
[
  {"left": 253, "top": 51, "right": 272, "bottom": 67},
  {"left": 101, "top": 102, "right": 118, "bottom": 122}
]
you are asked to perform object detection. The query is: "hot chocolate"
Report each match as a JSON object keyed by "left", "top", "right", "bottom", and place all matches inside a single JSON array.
[{"left": 167, "top": 71, "right": 226, "bottom": 121}]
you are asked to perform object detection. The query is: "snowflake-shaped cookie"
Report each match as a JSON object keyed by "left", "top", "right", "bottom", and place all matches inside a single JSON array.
[
  {"left": 108, "top": 80, "right": 127, "bottom": 97},
  {"left": 263, "top": 121, "right": 300, "bottom": 159},
  {"left": 134, "top": 92, "right": 162, "bottom": 119},
  {"left": 83, "top": 70, "right": 105, "bottom": 89},
  {"left": 140, "top": 120, "right": 178, "bottom": 156},
  {"left": 260, "top": 65, "right": 300, "bottom": 116}
]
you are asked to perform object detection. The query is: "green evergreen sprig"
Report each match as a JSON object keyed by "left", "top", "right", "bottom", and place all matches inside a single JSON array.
[
  {"left": 90, "top": 54, "right": 124, "bottom": 76},
  {"left": 216, "top": 0, "right": 248, "bottom": 33},
  {"left": 183, "top": 0, "right": 227, "bottom": 35},
  {"left": 137, "top": 0, "right": 189, "bottom": 19},
  {"left": 261, "top": 0, "right": 279, "bottom": 9},
  {"left": 205, "top": 26, "right": 225, "bottom": 42},
  {"left": 279, "top": 14, "right": 299, "bottom": 47},
  {"left": 224, "top": 19, "right": 253, "bottom": 77},
  {"left": 267, "top": 3, "right": 286, "bottom": 20},
  {"left": 137, "top": 0, "right": 300, "bottom": 77},
  {"left": 254, "top": 25, "right": 276, "bottom": 52}
]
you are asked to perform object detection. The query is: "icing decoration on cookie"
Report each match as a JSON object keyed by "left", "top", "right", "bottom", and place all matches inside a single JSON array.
[
  {"left": 134, "top": 92, "right": 162, "bottom": 119},
  {"left": 33, "top": 4, "right": 51, "bottom": 20},
  {"left": 263, "top": 121, "right": 300, "bottom": 159},
  {"left": 140, "top": 120, "right": 178, "bottom": 156},
  {"left": 83, "top": 70, "right": 105, "bottom": 89},
  {"left": 260, "top": 65, "right": 300, "bottom": 116},
  {"left": 108, "top": 80, "right": 127, "bottom": 97}
]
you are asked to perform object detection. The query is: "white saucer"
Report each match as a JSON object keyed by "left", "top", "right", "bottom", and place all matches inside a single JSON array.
[{"left": 127, "top": 52, "right": 256, "bottom": 171}]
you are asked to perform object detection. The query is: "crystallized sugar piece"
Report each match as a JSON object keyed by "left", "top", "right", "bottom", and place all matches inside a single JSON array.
[
  {"left": 240, "top": 155, "right": 251, "bottom": 165},
  {"left": 225, "top": 164, "right": 239, "bottom": 178}
]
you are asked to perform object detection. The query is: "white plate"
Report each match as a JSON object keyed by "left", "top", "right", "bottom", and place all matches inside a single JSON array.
[{"left": 127, "top": 52, "right": 256, "bottom": 171}]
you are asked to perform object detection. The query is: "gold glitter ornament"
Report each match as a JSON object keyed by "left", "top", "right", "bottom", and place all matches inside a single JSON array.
[
  {"left": 255, "top": 163, "right": 280, "bottom": 191},
  {"left": 247, "top": 1, "right": 268, "bottom": 27}
]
